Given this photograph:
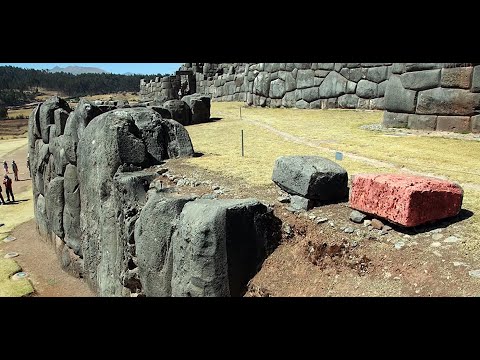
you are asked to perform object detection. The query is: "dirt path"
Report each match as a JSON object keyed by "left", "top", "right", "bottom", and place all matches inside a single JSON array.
[
  {"left": 3, "top": 219, "right": 94, "bottom": 296},
  {"left": 0, "top": 142, "right": 95, "bottom": 297}
]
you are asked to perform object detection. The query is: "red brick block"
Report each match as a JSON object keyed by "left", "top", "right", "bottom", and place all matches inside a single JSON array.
[{"left": 349, "top": 174, "right": 463, "bottom": 227}]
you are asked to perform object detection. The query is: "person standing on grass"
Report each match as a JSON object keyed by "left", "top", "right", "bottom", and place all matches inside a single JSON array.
[
  {"left": 3, "top": 174, "right": 14, "bottom": 202},
  {"left": 3, "top": 160, "right": 8, "bottom": 174},
  {"left": 0, "top": 184, "right": 5, "bottom": 205},
  {"left": 12, "top": 160, "right": 18, "bottom": 181},
  {"left": 27, "top": 154, "right": 30, "bottom": 176}
]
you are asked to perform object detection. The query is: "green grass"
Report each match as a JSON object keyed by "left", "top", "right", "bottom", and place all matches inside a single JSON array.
[{"left": 0, "top": 254, "right": 34, "bottom": 297}]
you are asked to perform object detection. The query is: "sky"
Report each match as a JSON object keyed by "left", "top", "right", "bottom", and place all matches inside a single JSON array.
[{"left": 0, "top": 63, "right": 183, "bottom": 75}]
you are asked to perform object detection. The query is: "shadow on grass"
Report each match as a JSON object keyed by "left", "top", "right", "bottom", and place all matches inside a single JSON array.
[
  {"left": 1, "top": 199, "right": 29, "bottom": 205},
  {"left": 209, "top": 117, "right": 223, "bottom": 122},
  {"left": 193, "top": 152, "right": 204, "bottom": 158}
]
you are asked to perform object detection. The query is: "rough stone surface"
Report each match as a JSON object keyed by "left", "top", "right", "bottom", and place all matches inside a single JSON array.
[
  {"left": 384, "top": 76, "right": 417, "bottom": 113},
  {"left": 163, "top": 100, "right": 191, "bottom": 125},
  {"left": 46, "top": 177, "right": 65, "bottom": 239},
  {"left": 350, "top": 174, "right": 463, "bottom": 227},
  {"left": 383, "top": 111, "right": 409, "bottom": 128},
  {"left": 171, "top": 199, "right": 278, "bottom": 297},
  {"left": 436, "top": 116, "right": 471, "bottom": 132},
  {"left": 272, "top": 156, "right": 348, "bottom": 202},
  {"left": 63, "top": 99, "right": 102, "bottom": 164},
  {"left": 356, "top": 80, "right": 378, "bottom": 98},
  {"left": 38, "top": 96, "right": 71, "bottom": 144},
  {"left": 408, "top": 114, "right": 437, "bottom": 130},
  {"left": 318, "top": 71, "right": 348, "bottom": 98},
  {"left": 416, "top": 88, "right": 480, "bottom": 116},
  {"left": 472, "top": 66, "right": 480, "bottom": 93},
  {"left": 181, "top": 94, "right": 211, "bottom": 124},
  {"left": 400, "top": 69, "right": 440, "bottom": 90},
  {"left": 349, "top": 210, "right": 366, "bottom": 223},
  {"left": 135, "top": 192, "right": 194, "bottom": 297},
  {"left": 441, "top": 67, "right": 473, "bottom": 89},
  {"left": 63, "top": 164, "right": 81, "bottom": 256},
  {"left": 471, "top": 115, "right": 480, "bottom": 133},
  {"left": 36, "top": 194, "right": 48, "bottom": 236},
  {"left": 290, "top": 195, "right": 313, "bottom": 211}
]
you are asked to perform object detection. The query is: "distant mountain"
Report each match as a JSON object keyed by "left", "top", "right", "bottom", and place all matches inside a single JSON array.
[
  {"left": 123, "top": 72, "right": 134, "bottom": 75},
  {"left": 49, "top": 66, "right": 109, "bottom": 75}
]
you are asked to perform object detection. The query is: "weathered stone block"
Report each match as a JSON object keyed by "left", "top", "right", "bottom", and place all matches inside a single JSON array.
[
  {"left": 318, "top": 71, "right": 347, "bottom": 98},
  {"left": 436, "top": 116, "right": 471, "bottom": 132},
  {"left": 441, "top": 67, "right": 473, "bottom": 89},
  {"left": 400, "top": 69, "right": 441, "bottom": 90},
  {"left": 356, "top": 80, "right": 378, "bottom": 98},
  {"left": 408, "top": 114, "right": 437, "bottom": 130},
  {"left": 349, "top": 174, "right": 463, "bottom": 227},
  {"left": 366, "top": 66, "right": 388, "bottom": 83},
  {"left": 269, "top": 78, "right": 286, "bottom": 99},
  {"left": 272, "top": 156, "right": 348, "bottom": 202},
  {"left": 384, "top": 76, "right": 417, "bottom": 113},
  {"left": 383, "top": 111, "right": 409, "bottom": 128},
  {"left": 296, "top": 70, "right": 315, "bottom": 89},
  {"left": 416, "top": 88, "right": 480, "bottom": 116}
]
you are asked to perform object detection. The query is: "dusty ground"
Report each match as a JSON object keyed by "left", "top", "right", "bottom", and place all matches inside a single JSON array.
[{"left": 0, "top": 141, "right": 94, "bottom": 297}]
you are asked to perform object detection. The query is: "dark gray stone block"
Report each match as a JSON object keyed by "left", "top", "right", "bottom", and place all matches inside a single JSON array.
[
  {"left": 272, "top": 156, "right": 348, "bottom": 202},
  {"left": 416, "top": 88, "right": 480, "bottom": 116},
  {"left": 384, "top": 76, "right": 417, "bottom": 113}
]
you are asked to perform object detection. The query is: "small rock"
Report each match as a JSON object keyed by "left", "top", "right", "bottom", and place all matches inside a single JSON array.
[
  {"left": 371, "top": 219, "right": 383, "bottom": 230},
  {"left": 201, "top": 194, "right": 217, "bottom": 200},
  {"left": 308, "top": 214, "right": 316, "bottom": 220},
  {"left": 316, "top": 217, "right": 328, "bottom": 224},
  {"left": 212, "top": 185, "right": 220, "bottom": 190},
  {"left": 3, "top": 236, "right": 16, "bottom": 243},
  {"left": 329, "top": 221, "right": 335, "bottom": 227},
  {"left": 382, "top": 225, "right": 392, "bottom": 232},
  {"left": 350, "top": 240, "right": 358, "bottom": 247},
  {"left": 468, "top": 269, "right": 480, "bottom": 278},
  {"left": 393, "top": 276, "right": 401, "bottom": 280},
  {"left": 453, "top": 261, "right": 468, "bottom": 267},
  {"left": 277, "top": 196, "right": 290, "bottom": 203},
  {"left": 403, "top": 234, "right": 411, "bottom": 239},
  {"left": 177, "top": 179, "right": 186, "bottom": 186},
  {"left": 394, "top": 241, "right": 405, "bottom": 250},
  {"left": 432, "top": 233, "right": 443, "bottom": 241},
  {"left": 363, "top": 220, "right": 372, "bottom": 227},
  {"left": 349, "top": 210, "right": 366, "bottom": 223},
  {"left": 282, "top": 223, "right": 292, "bottom": 236},
  {"left": 194, "top": 181, "right": 201, "bottom": 187},
  {"left": 380, "top": 229, "right": 389, "bottom": 236},
  {"left": 384, "top": 272, "right": 392, "bottom": 279},
  {"left": 430, "top": 242, "right": 442, "bottom": 247},
  {"left": 355, "top": 229, "right": 362, "bottom": 236},
  {"left": 444, "top": 236, "right": 460, "bottom": 243},
  {"left": 344, "top": 227, "right": 354, "bottom": 234},
  {"left": 433, "top": 251, "right": 442, "bottom": 257},
  {"left": 286, "top": 206, "right": 298, "bottom": 213}
]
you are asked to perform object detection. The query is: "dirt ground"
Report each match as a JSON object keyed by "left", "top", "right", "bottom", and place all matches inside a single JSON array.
[
  {"left": 0, "top": 142, "right": 94, "bottom": 297},
  {"left": 165, "top": 161, "right": 480, "bottom": 297}
]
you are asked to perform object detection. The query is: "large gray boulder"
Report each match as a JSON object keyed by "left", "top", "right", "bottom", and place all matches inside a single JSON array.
[
  {"left": 318, "top": 71, "right": 348, "bottom": 98},
  {"left": 171, "top": 199, "right": 279, "bottom": 297},
  {"left": 416, "top": 88, "right": 480, "bottom": 116},
  {"left": 38, "top": 96, "right": 71, "bottom": 144},
  {"left": 272, "top": 156, "right": 348, "bottom": 202},
  {"left": 400, "top": 69, "right": 440, "bottom": 90},
  {"left": 36, "top": 194, "right": 49, "bottom": 237},
  {"left": 384, "top": 75, "right": 417, "bottom": 113},
  {"left": 135, "top": 192, "right": 194, "bottom": 297},
  {"left": 181, "top": 94, "right": 211, "bottom": 124},
  {"left": 63, "top": 164, "right": 81, "bottom": 256},
  {"left": 78, "top": 110, "right": 148, "bottom": 295},
  {"left": 46, "top": 177, "right": 64, "bottom": 239},
  {"left": 63, "top": 99, "right": 103, "bottom": 164},
  {"left": 162, "top": 100, "right": 191, "bottom": 125},
  {"left": 49, "top": 135, "right": 68, "bottom": 176}
]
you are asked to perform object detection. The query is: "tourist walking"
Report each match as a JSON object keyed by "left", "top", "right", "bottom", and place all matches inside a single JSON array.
[
  {"left": 12, "top": 160, "right": 18, "bottom": 181},
  {"left": 3, "top": 160, "right": 8, "bottom": 174},
  {"left": 3, "top": 174, "right": 14, "bottom": 202},
  {"left": 27, "top": 154, "right": 30, "bottom": 176}
]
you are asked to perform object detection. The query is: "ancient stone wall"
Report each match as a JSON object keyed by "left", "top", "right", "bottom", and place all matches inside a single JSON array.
[
  {"left": 29, "top": 96, "right": 278, "bottom": 297},
  {"left": 382, "top": 63, "right": 480, "bottom": 133},
  {"left": 141, "top": 63, "right": 394, "bottom": 110}
]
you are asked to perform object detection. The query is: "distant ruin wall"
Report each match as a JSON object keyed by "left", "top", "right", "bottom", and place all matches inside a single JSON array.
[
  {"left": 140, "top": 63, "right": 394, "bottom": 110},
  {"left": 382, "top": 63, "right": 480, "bottom": 133}
]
